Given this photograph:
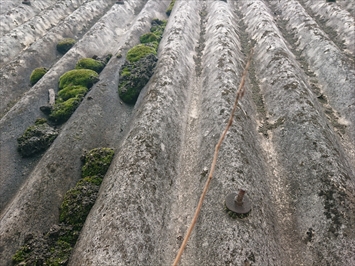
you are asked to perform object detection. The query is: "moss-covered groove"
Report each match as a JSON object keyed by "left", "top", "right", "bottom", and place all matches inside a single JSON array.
[
  {"left": 0, "top": 1, "right": 157, "bottom": 263},
  {"left": 118, "top": 19, "right": 167, "bottom": 104},
  {"left": 166, "top": 0, "right": 176, "bottom": 17},
  {"left": 56, "top": 38, "right": 76, "bottom": 54},
  {"left": 17, "top": 55, "right": 109, "bottom": 157},
  {"left": 12, "top": 148, "right": 114, "bottom": 265},
  {"left": 29, "top": 67, "right": 48, "bottom": 86},
  {"left": 69, "top": 0, "right": 198, "bottom": 264}
]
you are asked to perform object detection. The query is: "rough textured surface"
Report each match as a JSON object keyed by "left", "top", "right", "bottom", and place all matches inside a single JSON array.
[
  {"left": 12, "top": 148, "right": 114, "bottom": 266},
  {"left": 17, "top": 122, "right": 58, "bottom": 157},
  {"left": 118, "top": 53, "right": 158, "bottom": 104},
  {"left": 0, "top": 0, "right": 354, "bottom": 265}
]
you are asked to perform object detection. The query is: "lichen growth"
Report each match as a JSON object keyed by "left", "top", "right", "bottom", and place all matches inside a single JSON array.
[
  {"left": 56, "top": 38, "right": 76, "bottom": 54},
  {"left": 58, "top": 69, "right": 99, "bottom": 90},
  {"left": 126, "top": 44, "right": 157, "bottom": 63},
  {"left": 30, "top": 67, "right": 48, "bottom": 86},
  {"left": 75, "top": 58, "right": 105, "bottom": 73}
]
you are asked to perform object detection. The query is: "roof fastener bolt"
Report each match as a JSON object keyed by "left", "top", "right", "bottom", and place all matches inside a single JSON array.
[{"left": 225, "top": 189, "right": 252, "bottom": 216}]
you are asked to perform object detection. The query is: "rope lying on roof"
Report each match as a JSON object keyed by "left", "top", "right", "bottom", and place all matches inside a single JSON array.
[{"left": 172, "top": 49, "right": 254, "bottom": 266}]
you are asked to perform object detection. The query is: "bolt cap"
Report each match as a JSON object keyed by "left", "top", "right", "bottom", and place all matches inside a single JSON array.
[{"left": 225, "top": 192, "right": 251, "bottom": 214}]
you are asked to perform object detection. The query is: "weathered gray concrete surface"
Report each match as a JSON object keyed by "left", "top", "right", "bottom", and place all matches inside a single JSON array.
[
  {"left": 0, "top": 0, "right": 87, "bottom": 65},
  {"left": 0, "top": 0, "right": 147, "bottom": 213},
  {"left": 337, "top": 0, "right": 355, "bottom": 17},
  {"left": 239, "top": 1, "right": 355, "bottom": 264},
  {"left": 70, "top": 0, "right": 199, "bottom": 264},
  {"left": 0, "top": 0, "right": 354, "bottom": 265},
  {"left": 300, "top": 0, "right": 355, "bottom": 57},
  {"left": 0, "top": 0, "right": 168, "bottom": 263},
  {"left": 0, "top": 0, "right": 117, "bottom": 118}
]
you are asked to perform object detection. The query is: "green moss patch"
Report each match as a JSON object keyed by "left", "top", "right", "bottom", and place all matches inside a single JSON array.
[
  {"left": 118, "top": 82, "right": 140, "bottom": 104},
  {"left": 57, "top": 38, "right": 76, "bottom": 54},
  {"left": 126, "top": 44, "right": 157, "bottom": 63},
  {"left": 50, "top": 63, "right": 102, "bottom": 125},
  {"left": 118, "top": 18, "right": 166, "bottom": 104},
  {"left": 58, "top": 69, "right": 99, "bottom": 90},
  {"left": 12, "top": 238, "right": 46, "bottom": 265},
  {"left": 12, "top": 228, "right": 74, "bottom": 266},
  {"left": 30, "top": 67, "right": 48, "bottom": 86},
  {"left": 81, "top": 148, "right": 115, "bottom": 178},
  {"left": 120, "top": 67, "right": 131, "bottom": 77},
  {"left": 146, "top": 19, "right": 167, "bottom": 44},
  {"left": 146, "top": 41, "right": 159, "bottom": 50},
  {"left": 13, "top": 148, "right": 114, "bottom": 266},
  {"left": 59, "top": 178, "right": 101, "bottom": 227},
  {"left": 34, "top": 117, "right": 47, "bottom": 125},
  {"left": 140, "top": 32, "right": 160, "bottom": 44},
  {"left": 49, "top": 96, "right": 82, "bottom": 124},
  {"left": 118, "top": 54, "right": 158, "bottom": 104},
  {"left": 58, "top": 85, "right": 88, "bottom": 101},
  {"left": 75, "top": 58, "right": 105, "bottom": 73},
  {"left": 151, "top": 26, "right": 166, "bottom": 38},
  {"left": 152, "top": 18, "right": 167, "bottom": 26},
  {"left": 60, "top": 148, "right": 114, "bottom": 226},
  {"left": 17, "top": 123, "right": 58, "bottom": 157},
  {"left": 47, "top": 240, "right": 72, "bottom": 265},
  {"left": 166, "top": 0, "right": 176, "bottom": 16}
]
